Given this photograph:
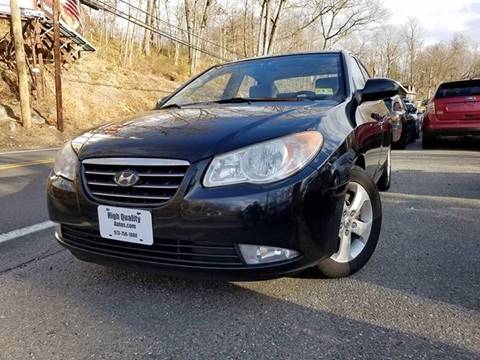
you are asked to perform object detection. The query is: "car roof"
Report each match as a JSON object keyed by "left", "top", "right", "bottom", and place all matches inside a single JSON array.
[{"left": 220, "top": 51, "right": 346, "bottom": 67}]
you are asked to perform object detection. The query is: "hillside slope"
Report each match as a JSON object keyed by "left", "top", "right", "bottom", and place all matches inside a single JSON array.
[{"left": 0, "top": 38, "right": 185, "bottom": 150}]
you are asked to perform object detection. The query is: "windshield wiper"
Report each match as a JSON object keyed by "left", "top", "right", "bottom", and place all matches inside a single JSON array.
[
  {"left": 161, "top": 103, "right": 181, "bottom": 109},
  {"left": 169, "top": 97, "right": 306, "bottom": 108},
  {"left": 213, "top": 97, "right": 305, "bottom": 104}
]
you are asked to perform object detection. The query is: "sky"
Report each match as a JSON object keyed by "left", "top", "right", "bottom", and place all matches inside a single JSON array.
[{"left": 383, "top": 0, "right": 480, "bottom": 44}]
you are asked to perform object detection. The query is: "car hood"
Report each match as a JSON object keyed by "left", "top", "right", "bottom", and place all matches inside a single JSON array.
[{"left": 77, "top": 103, "right": 337, "bottom": 163}]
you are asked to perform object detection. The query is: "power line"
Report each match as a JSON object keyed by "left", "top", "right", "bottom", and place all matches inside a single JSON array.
[
  {"left": 94, "top": 0, "right": 228, "bottom": 61},
  {"left": 89, "top": 0, "right": 239, "bottom": 62},
  {"left": 113, "top": 0, "right": 242, "bottom": 58}
]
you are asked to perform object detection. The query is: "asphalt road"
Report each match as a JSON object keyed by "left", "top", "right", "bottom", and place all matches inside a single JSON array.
[{"left": 0, "top": 142, "right": 479, "bottom": 359}]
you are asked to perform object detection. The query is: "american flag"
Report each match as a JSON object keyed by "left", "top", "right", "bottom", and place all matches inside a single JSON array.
[{"left": 63, "top": 0, "right": 82, "bottom": 26}]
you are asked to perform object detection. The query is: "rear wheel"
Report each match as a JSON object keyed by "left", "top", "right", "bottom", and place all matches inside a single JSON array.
[
  {"left": 422, "top": 133, "right": 437, "bottom": 149},
  {"left": 316, "top": 167, "right": 382, "bottom": 278}
]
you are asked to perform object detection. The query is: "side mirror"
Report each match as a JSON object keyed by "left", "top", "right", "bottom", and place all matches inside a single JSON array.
[{"left": 356, "top": 78, "right": 405, "bottom": 104}]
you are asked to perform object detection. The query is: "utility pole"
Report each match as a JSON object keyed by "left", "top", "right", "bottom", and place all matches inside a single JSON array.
[
  {"left": 53, "top": 0, "right": 64, "bottom": 132},
  {"left": 9, "top": 0, "right": 32, "bottom": 129}
]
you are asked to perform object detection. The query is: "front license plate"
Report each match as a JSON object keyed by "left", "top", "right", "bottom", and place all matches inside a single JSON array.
[{"left": 98, "top": 205, "right": 153, "bottom": 245}]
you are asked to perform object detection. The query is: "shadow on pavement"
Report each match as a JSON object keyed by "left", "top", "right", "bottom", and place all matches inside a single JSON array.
[
  {"left": 360, "top": 163, "right": 480, "bottom": 311},
  {"left": 404, "top": 138, "right": 480, "bottom": 151},
  {"left": 5, "top": 256, "right": 479, "bottom": 359}
]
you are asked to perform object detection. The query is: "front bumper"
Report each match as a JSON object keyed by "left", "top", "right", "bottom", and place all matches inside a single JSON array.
[
  {"left": 55, "top": 229, "right": 310, "bottom": 281},
  {"left": 48, "top": 157, "right": 347, "bottom": 281}
]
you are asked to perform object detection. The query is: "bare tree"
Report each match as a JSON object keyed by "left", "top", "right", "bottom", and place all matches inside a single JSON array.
[
  {"left": 402, "top": 17, "right": 423, "bottom": 86},
  {"left": 274, "top": 0, "right": 385, "bottom": 51},
  {"left": 255, "top": 0, "right": 287, "bottom": 56},
  {"left": 317, "top": 0, "right": 385, "bottom": 50},
  {"left": 266, "top": 0, "right": 286, "bottom": 54},
  {"left": 184, "top": 0, "right": 214, "bottom": 74},
  {"left": 378, "top": 26, "right": 402, "bottom": 78},
  {"left": 142, "top": 0, "right": 155, "bottom": 55}
]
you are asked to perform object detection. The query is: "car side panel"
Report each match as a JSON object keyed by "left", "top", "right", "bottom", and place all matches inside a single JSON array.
[
  {"left": 354, "top": 100, "right": 390, "bottom": 180},
  {"left": 345, "top": 54, "right": 390, "bottom": 181}
]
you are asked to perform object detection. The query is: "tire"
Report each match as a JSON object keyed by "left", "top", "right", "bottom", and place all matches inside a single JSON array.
[
  {"left": 392, "top": 124, "right": 407, "bottom": 149},
  {"left": 377, "top": 149, "right": 391, "bottom": 192},
  {"left": 316, "top": 167, "right": 382, "bottom": 278},
  {"left": 422, "top": 133, "right": 437, "bottom": 149},
  {"left": 407, "top": 123, "right": 416, "bottom": 143}
]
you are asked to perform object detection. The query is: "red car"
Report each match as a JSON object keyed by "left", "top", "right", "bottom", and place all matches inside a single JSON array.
[{"left": 423, "top": 79, "right": 480, "bottom": 148}]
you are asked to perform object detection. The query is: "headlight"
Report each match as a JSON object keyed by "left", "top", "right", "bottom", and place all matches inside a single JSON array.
[
  {"left": 53, "top": 142, "right": 78, "bottom": 181},
  {"left": 203, "top": 131, "right": 323, "bottom": 187}
]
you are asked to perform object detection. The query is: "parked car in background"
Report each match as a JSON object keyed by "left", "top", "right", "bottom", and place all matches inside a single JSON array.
[
  {"left": 404, "top": 100, "right": 420, "bottom": 139},
  {"left": 48, "top": 51, "right": 402, "bottom": 280},
  {"left": 385, "top": 96, "right": 416, "bottom": 149},
  {"left": 417, "top": 110, "right": 425, "bottom": 134},
  {"left": 423, "top": 79, "right": 480, "bottom": 148}
]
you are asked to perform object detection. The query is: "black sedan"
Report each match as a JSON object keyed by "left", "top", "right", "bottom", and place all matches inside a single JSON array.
[
  {"left": 48, "top": 51, "right": 401, "bottom": 280},
  {"left": 385, "top": 95, "right": 416, "bottom": 149}
]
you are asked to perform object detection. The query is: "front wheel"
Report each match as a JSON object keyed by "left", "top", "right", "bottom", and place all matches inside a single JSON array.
[{"left": 316, "top": 167, "right": 382, "bottom": 278}]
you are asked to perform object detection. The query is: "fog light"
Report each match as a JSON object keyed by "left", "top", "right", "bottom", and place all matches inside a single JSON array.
[{"left": 238, "top": 244, "right": 300, "bottom": 265}]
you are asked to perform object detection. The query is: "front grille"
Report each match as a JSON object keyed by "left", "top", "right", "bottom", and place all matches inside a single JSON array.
[
  {"left": 82, "top": 158, "right": 189, "bottom": 206},
  {"left": 61, "top": 225, "right": 245, "bottom": 268}
]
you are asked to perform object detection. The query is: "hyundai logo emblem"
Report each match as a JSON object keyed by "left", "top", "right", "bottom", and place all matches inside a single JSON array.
[{"left": 114, "top": 170, "right": 140, "bottom": 187}]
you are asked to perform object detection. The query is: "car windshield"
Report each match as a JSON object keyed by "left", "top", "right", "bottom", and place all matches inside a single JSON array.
[
  {"left": 435, "top": 80, "right": 480, "bottom": 99},
  {"left": 163, "top": 54, "right": 346, "bottom": 107}
]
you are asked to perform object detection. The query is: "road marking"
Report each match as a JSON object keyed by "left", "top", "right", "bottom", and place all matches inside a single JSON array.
[
  {"left": 0, "top": 147, "right": 59, "bottom": 155},
  {"left": 382, "top": 192, "right": 480, "bottom": 207},
  {"left": 0, "top": 158, "right": 54, "bottom": 171},
  {"left": 0, "top": 221, "right": 56, "bottom": 244}
]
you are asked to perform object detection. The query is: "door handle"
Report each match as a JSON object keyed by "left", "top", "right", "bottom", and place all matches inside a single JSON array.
[{"left": 371, "top": 113, "right": 383, "bottom": 122}]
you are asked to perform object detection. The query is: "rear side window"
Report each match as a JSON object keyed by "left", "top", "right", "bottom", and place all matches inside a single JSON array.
[
  {"left": 393, "top": 101, "right": 403, "bottom": 112},
  {"left": 384, "top": 99, "right": 392, "bottom": 112},
  {"left": 435, "top": 80, "right": 480, "bottom": 99},
  {"left": 274, "top": 75, "right": 340, "bottom": 96},
  {"left": 237, "top": 75, "right": 257, "bottom": 98}
]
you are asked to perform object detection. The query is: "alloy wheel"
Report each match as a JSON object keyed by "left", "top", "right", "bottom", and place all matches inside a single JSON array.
[{"left": 331, "top": 182, "right": 373, "bottom": 263}]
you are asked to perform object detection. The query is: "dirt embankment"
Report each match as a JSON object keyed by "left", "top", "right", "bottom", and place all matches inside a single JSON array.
[{"left": 0, "top": 46, "right": 184, "bottom": 151}]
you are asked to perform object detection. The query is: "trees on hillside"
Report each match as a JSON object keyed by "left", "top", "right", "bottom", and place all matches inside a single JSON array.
[
  {"left": 346, "top": 28, "right": 479, "bottom": 101},
  {"left": 91, "top": 0, "right": 387, "bottom": 71},
  {"left": 87, "top": 0, "right": 480, "bottom": 99}
]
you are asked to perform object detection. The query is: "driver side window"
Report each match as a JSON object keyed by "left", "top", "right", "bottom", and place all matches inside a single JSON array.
[{"left": 351, "top": 59, "right": 366, "bottom": 90}]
